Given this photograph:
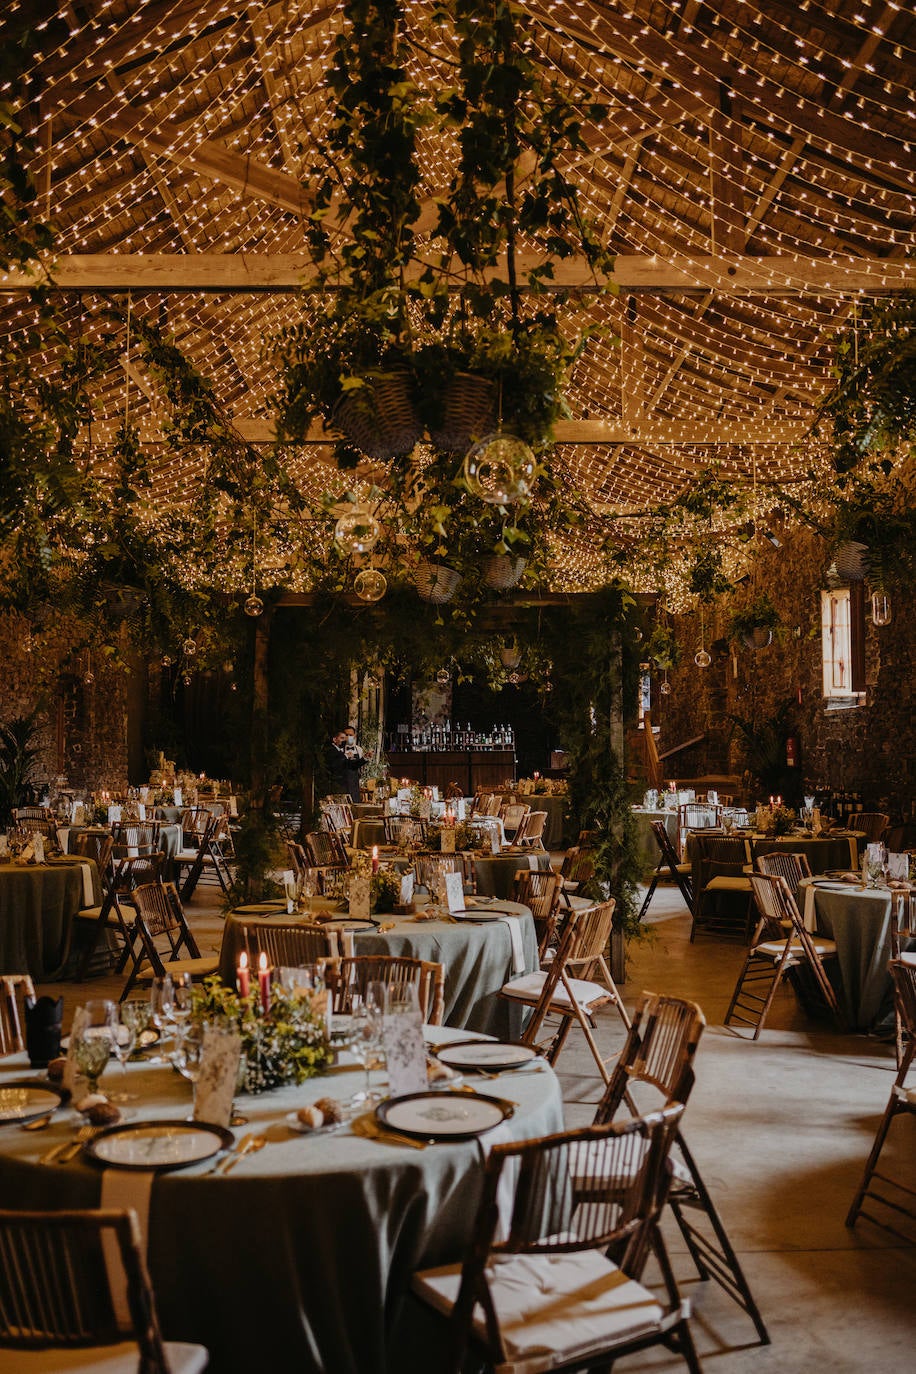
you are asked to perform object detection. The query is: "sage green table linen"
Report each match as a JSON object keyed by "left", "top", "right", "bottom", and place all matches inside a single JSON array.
[
  {"left": 631, "top": 808, "right": 679, "bottom": 871},
  {"left": 0, "top": 858, "right": 100, "bottom": 979},
  {"left": 688, "top": 832, "right": 866, "bottom": 922},
  {"left": 472, "top": 851, "right": 551, "bottom": 898},
  {"left": 0, "top": 1028, "right": 563, "bottom": 1374},
  {"left": 218, "top": 898, "right": 538, "bottom": 1037},
  {"left": 800, "top": 879, "right": 894, "bottom": 1029}
]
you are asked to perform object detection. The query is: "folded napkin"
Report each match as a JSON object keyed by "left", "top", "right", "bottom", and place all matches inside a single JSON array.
[
  {"left": 100, "top": 1166, "right": 156, "bottom": 1327},
  {"left": 802, "top": 884, "right": 818, "bottom": 933},
  {"left": 56, "top": 826, "right": 70, "bottom": 854}
]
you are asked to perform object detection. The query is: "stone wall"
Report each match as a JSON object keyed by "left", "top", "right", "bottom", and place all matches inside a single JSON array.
[
  {"left": 0, "top": 609, "right": 129, "bottom": 793},
  {"left": 648, "top": 526, "right": 915, "bottom": 817}
]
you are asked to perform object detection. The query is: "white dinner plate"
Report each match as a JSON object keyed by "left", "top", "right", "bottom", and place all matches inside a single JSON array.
[
  {"left": 433, "top": 1040, "right": 538, "bottom": 1073},
  {"left": 0, "top": 1083, "right": 64, "bottom": 1125},
  {"left": 377, "top": 1091, "right": 512, "bottom": 1141},
  {"left": 86, "top": 1120, "right": 234, "bottom": 1170}
]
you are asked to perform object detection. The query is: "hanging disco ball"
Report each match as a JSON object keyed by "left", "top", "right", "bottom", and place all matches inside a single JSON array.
[
  {"left": 694, "top": 647, "right": 712, "bottom": 669},
  {"left": 463, "top": 433, "right": 536, "bottom": 505},
  {"left": 435, "top": 667, "right": 451, "bottom": 687},
  {"left": 353, "top": 568, "right": 387, "bottom": 602},
  {"left": 182, "top": 638, "right": 198, "bottom": 657},
  {"left": 334, "top": 510, "right": 381, "bottom": 556},
  {"left": 244, "top": 594, "right": 264, "bottom": 618}
]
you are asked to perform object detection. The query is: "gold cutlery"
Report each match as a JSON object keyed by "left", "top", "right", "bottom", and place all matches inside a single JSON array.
[
  {"left": 22, "top": 1112, "right": 55, "bottom": 1131},
  {"left": 351, "top": 1115, "right": 426, "bottom": 1150},
  {"left": 41, "top": 1125, "right": 96, "bottom": 1165},
  {"left": 217, "top": 1135, "right": 266, "bottom": 1175}
]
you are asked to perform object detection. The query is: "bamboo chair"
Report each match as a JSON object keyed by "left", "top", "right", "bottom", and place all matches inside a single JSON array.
[
  {"left": 382, "top": 814, "right": 405, "bottom": 844},
  {"left": 304, "top": 830, "right": 350, "bottom": 894},
  {"left": 74, "top": 851, "right": 164, "bottom": 980},
  {"left": 0, "top": 974, "right": 35, "bottom": 1057},
  {"left": 591, "top": 991, "right": 769, "bottom": 1343},
  {"left": 411, "top": 1105, "right": 701, "bottom": 1374},
  {"left": 172, "top": 812, "right": 219, "bottom": 901},
  {"left": 515, "top": 809, "right": 548, "bottom": 849},
  {"left": 323, "top": 801, "right": 354, "bottom": 841},
  {"left": 414, "top": 851, "right": 463, "bottom": 896},
  {"left": 0, "top": 1207, "right": 209, "bottom": 1373},
  {"left": 238, "top": 920, "right": 337, "bottom": 974},
  {"left": 499, "top": 801, "right": 529, "bottom": 838},
  {"left": 501, "top": 902, "right": 630, "bottom": 1082},
  {"left": 119, "top": 881, "right": 218, "bottom": 1000},
  {"left": 890, "top": 891, "right": 916, "bottom": 1068},
  {"left": 112, "top": 819, "right": 162, "bottom": 855},
  {"left": 724, "top": 873, "right": 841, "bottom": 1039},
  {"left": 846, "top": 960, "right": 916, "bottom": 1240},
  {"left": 847, "top": 811, "right": 890, "bottom": 842},
  {"left": 690, "top": 835, "right": 754, "bottom": 943},
  {"left": 754, "top": 849, "right": 812, "bottom": 899},
  {"left": 511, "top": 867, "right": 561, "bottom": 961},
  {"left": 484, "top": 794, "right": 503, "bottom": 817},
  {"left": 321, "top": 954, "right": 445, "bottom": 1025},
  {"left": 638, "top": 821, "right": 694, "bottom": 921}
]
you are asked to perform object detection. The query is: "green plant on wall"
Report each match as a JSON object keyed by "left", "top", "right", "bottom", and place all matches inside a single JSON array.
[
  {"left": 726, "top": 699, "right": 799, "bottom": 800},
  {"left": 0, "top": 713, "right": 42, "bottom": 822}
]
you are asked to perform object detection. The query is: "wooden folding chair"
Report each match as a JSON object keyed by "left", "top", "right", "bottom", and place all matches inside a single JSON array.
[
  {"left": 501, "top": 902, "right": 630, "bottom": 1082},
  {"left": 499, "top": 801, "right": 529, "bottom": 839},
  {"left": 0, "top": 974, "right": 35, "bottom": 1056},
  {"left": 638, "top": 820, "right": 694, "bottom": 921},
  {"left": 890, "top": 890, "right": 916, "bottom": 1068},
  {"left": 321, "top": 954, "right": 445, "bottom": 1025},
  {"left": 414, "top": 852, "right": 464, "bottom": 895},
  {"left": 847, "top": 811, "right": 890, "bottom": 842},
  {"left": 754, "top": 849, "right": 812, "bottom": 899},
  {"left": 846, "top": 960, "right": 916, "bottom": 1240},
  {"left": 724, "top": 872, "right": 842, "bottom": 1039},
  {"left": 74, "top": 851, "right": 164, "bottom": 980},
  {"left": 0, "top": 1207, "right": 209, "bottom": 1372},
  {"left": 690, "top": 835, "right": 754, "bottom": 943},
  {"left": 238, "top": 919, "right": 337, "bottom": 973},
  {"left": 511, "top": 867, "right": 561, "bottom": 961},
  {"left": 119, "top": 881, "right": 218, "bottom": 1000},
  {"left": 593, "top": 991, "right": 769, "bottom": 1343},
  {"left": 411, "top": 1105, "right": 700, "bottom": 1374},
  {"left": 515, "top": 809, "right": 548, "bottom": 849},
  {"left": 111, "top": 819, "right": 162, "bottom": 854}
]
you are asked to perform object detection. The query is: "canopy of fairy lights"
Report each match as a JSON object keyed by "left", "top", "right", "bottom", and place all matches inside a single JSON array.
[{"left": 2, "top": 0, "right": 915, "bottom": 607}]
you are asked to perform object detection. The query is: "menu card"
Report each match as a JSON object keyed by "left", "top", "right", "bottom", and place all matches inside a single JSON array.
[
  {"left": 173, "top": 788, "right": 182, "bottom": 807},
  {"left": 444, "top": 871, "right": 465, "bottom": 913},
  {"left": 32, "top": 832, "right": 45, "bottom": 864},
  {"left": 887, "top": 852, "right": 909, "bottom": 881},
  {"left": 440, "top": 827, "right": 456, "bottom": 853},
  {"left": 349, "top": 874, "right": 371, "bottom": 920},
  {"left": 193, "top": 1025, "right": 242, "bottom": 1127},
  {"left": 383, "top": 996, "right": 426, "bottom": 1098}
]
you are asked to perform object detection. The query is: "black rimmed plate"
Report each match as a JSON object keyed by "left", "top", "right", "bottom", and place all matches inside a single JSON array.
[
  {"left": 376, "top": 1090, "right": 512, "bottom": 1141},
  {"left": 0, "top": 1081, "right": 64, "bottom": 1125},
  {"left": 433, "top": 1040, "right": 538, "bottom": 1073},
  {"left": 85, "top": 1119, "right": 234, "bottom": 1171},
  {"left": 232, "top": 902, "right": 286, "bottom": 915},
  {"left": 324, "top": 917, "right": 379, "bottom": 931}
]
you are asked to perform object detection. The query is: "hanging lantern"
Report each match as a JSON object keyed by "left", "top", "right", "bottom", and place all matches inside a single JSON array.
[
  {"left": 354, "top": 568, "right": 387, "bottom": 602},
  {"left": 660, "top": 675, "right": 672, "bottom": 696},
  {"left": 435, "top": 667, "right": 451, "bottom": 686},
  {"left": 335, "top": 509, "right": 382, "bottom": 556},
  {"left": 182, "top": 637, "right": 198, "bottom": 657},
  {"left": 244, "top": 593, "right": 264, "bottom": 618},
  {"left": 161, "top": 653, "right": 174, "bottom": 668},
  {"left": 694, "top": 647, "right": 712, "bottom": 669},
  {"left": 463, "top": 433, "right": 536, "bottom": 505},
  {"left": 871, "top": 592, "right": 892, "bottom": 626},
  {"left": 82, "top": 668, "right": 96, "bottom": 686}
]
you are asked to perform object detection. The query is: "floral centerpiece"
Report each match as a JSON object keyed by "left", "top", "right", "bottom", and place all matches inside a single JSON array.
[
  {"left": 758, "top": 805, "right": 797, "bottom": 838},
  {"left": 370, "top": 868, "right": 402, "bottom": 913},
  {"left": 425, "top": 821, "right": 476, "bottom": 853},
  {"left": 190, "top": 976, "right": 330, "bottom": 1094}
]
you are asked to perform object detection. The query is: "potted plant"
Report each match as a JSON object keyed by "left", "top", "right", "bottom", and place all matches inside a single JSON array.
[
  {"left": 727, "top": 593, "right": 782, "bottom": 650},
  {"left": 645, "top": 624, "right": 680, "bottom": 672}
]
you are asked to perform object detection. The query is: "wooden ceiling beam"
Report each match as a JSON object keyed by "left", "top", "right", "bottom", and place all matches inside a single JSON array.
[{"left": 5, "top": 252, "right": 912, "bottom": 295}]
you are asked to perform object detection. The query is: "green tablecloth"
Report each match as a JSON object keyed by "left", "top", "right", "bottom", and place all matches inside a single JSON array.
[
  {"left": 218, "top": 898, "right": 538, "bottom": 1038},
  {"left": 352, "top": 817, "right": 387, "bottom": 849},
  {"left": 0, "top": 1030, "right": 563, "bottom": 1374},
  {"left": 631, "top": 808, "right": 679, "bottom": 871},
  {"left": 472, "top": 852, "right": 551, "bottom": 898},
  {"left": 688, "top": 832, "right": 866, "bottom": 919},
  {"left": 0, "top": 858, "right": 100, "bottom": 979},
  {"left": 801, "top": 880, "right": 894, "bottom": 1029}
]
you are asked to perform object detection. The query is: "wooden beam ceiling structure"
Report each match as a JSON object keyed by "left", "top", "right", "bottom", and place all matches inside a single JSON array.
[{"left": 4, "top": 0, "right": 915, "bottom": 556}]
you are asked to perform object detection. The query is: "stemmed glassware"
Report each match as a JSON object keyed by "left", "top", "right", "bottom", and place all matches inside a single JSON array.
[
  {"left": 72, "top": 1000, "right": 117, "bottom": 1094},
  {"left": 148, "top": 975, "right": 175, "bottom": 1060},
  {"left": 346, "top": 984, "right": 386, "bottom": 1105}
]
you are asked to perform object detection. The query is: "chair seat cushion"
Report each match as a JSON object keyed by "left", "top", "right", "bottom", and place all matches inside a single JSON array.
[
  {"left": 413, "top": 1250, "right": 671, "bottom": 1373},
  {"left": 1, "top": 1340, "right": 209, "bottom": 1373},
  {"left": 899, "top": 951, "right": 916, "bottom": 967},
  {"left": 704, "top": 876, "right": 752, "bottom": 892},
  {"left": 755, "top": 937, "right": 837, "bottom": 957},
  {"left": 73, "top": 905, "right": 105, "bottom": 921},
  {"left": 175, "top": 849, "right": 203, "bottom": 863},
  {"left": 134, "top": 956, "right": 219, "bottom": 981},
  {"left": 501, "top": 971, "right": 611, "bottom": 1011},
  {"left": 561, "top": 894, "right": 594, "bottom": 912}
]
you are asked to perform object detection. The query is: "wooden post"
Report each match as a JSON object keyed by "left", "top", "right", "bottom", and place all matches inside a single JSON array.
[
  {"left": 250, "top": 610, "right": 272, "bottom": 804},
  {"left": 609, "top": 625, "right": 628, "bottom": 984}
]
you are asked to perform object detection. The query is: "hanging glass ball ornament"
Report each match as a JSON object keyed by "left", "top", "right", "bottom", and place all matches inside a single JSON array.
[
  {"left": 694, "top": 647, "right": 712, "bottom": 669},
  {"left": 660, "top": 678, "right": 672, "bottom": 696},
  {"left": 244, "top": 593, "right": 264, "bottom": 618},
  {"left": 508, "top": 671, "right": 523, "bottom": 686},
  {"left": 229, "top": 682, "right": 238, "bottom": 692},
  {"left": 182, "top": 638, "right": 198, "bottom": 657},
  {"left": 182, "top": 674, "right": 192, "bottom": 686},
  {"left": 463, "top": 433, "right": 536, "bottom": 505},
  {"left": 82, "top": 668, "right": 95, "bottom": 686},
  {"left": 334, "top": 510, "right": 381, "bottom": 556},
  {"left": 353, "top": 568, "right": 387, "bottom": 603},
  {"left": 435, "top": 667, "right": 451, "bottom": 687},
  {"left": 161, "top": 654, "right": 174, "bottom": 668},
  {"left": 222, "top": 661, "right": 234, "bottom": 674}
]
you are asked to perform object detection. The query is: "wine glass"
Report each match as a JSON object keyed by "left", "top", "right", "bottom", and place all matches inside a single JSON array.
[
  {"left": 346, "top": 996, "right": 384, "bottom": 1105},
  {"left": 72, "top": 1002, "right": 116, "bottom": 1095},
  {"left": 172, "top": 973, "right": 195, "bottom": 1032},
  {"left": 149, "top": 975, "right": 175, "bottom": 1059}
]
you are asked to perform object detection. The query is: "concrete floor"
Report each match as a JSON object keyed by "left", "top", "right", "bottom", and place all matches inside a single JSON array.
[{"left": 39, "top": 875, "right": 916, "bottom": 1371}]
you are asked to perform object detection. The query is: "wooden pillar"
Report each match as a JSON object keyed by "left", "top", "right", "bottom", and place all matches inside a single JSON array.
[{"left": 250, "top": 610, "right": 272, "bottom": 804}]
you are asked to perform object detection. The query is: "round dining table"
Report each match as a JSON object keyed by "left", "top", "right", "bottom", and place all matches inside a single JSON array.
[
  {"left": 472, "top": 850, "right": 551, "bottom": 898},
  {"left": 0, "top": 1027, "right": 563, "bottom": 1374},
  {"left": 0, "top": 855, "right": 101, "bottom": 979},
  {"left": 217, "top": 895, "right": 538, "bottom": 1038},
  {"left": 798, "top": 877, "right": 899, "bottom": 1029}
]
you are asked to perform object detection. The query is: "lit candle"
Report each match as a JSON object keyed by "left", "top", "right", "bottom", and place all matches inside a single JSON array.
[
  {"left": 237, "top": 950, "right": 250, "bottom": 998},
  {"left": 533, "top": 771, "right": 540, "bottom": 780},
  {"left": 769, "top": 796, "right": 774, "bottom": 808},
  {"left": 258, "top": 952, "right": 271, "bottom": 1014},
  {"left": 776, "top": 795, "right": 782, "bottom": 807},
  {"left": 371, "top": 845, "right": 379, "bottom": 873}
]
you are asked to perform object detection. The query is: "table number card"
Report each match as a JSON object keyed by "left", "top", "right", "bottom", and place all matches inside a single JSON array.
[
  {"left": 62, "top": 1006, "right": 88, "bottom": 1097},
  {"left": 173, "top": 787, "right": 183, "bottom": 807},
  {"left": 399, "top": 872, "right": 415, "bottom": 906},
  {"left": 440, "top": 827, "right": 456, "bottom": 853},
  {"left": 383, "top": 1002, "right": 427, "bottom": 1098},
  {"left": 32, "top": 832, "right": 45, "bottom": 864},
  {"left": 349, "top": 874, "right": 371, "bottom": 920},
  {"left": 194, "top": 1026, "right": 242, "bottom": 1127},
  {"left": 444, "top": 870, "right": 465, "bottom": 913},
  {"left": 490, "top": 825, "right": 501, "bottom": 854},
  {"left": 419, "top": 797, "right": 432, "bottom": 821}
]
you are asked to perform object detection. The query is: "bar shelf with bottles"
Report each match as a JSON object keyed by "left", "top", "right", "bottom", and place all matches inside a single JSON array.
[{"left": 386, "top": 722, "right": 516, "bottom": 795}]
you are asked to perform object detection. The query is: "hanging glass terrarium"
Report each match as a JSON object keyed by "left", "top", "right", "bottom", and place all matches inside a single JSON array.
[{"left": 463, "top": 433, "right": 536, "bottom": 506}]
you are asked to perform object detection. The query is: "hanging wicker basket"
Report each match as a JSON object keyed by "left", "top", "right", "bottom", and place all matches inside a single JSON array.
[
  {"left": 413, "top": 560, "right": 462, "bottom": 604},
  {"left": 331, "top": 368, "right": 423, "bottom": 461},
  {"left": 833, "top": 541, "right": 869, "bottom": 581},
  {"left": 428, "top": 371, "right": 498, "bottom": 452},
  {"left": 742, "top": 627, "right": 773, "bottom": 650},
  {"left": 482, "top": 555, "right": 527, "bottom": 590}
]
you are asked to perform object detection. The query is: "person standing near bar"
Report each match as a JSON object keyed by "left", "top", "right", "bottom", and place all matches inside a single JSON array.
[{"left": 342, "top": 724, "right": 365, "bottom": 803}]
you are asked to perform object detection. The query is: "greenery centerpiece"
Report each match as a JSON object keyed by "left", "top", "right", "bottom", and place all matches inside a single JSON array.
[
  {"left": 757, "top": 804, "right": 797, "bottom": 838},
  {"left": 190, "top": 976, "right": 330, "bottom": 1093}
]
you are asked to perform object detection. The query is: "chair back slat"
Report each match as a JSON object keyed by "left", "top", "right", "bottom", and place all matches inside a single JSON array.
[
  {"left": 0, "top": 975, "right": 35, "bottom": 1057},
  {"left": 594, "top": 991, "right": 705, "bottom": 1124},
  {"left": 754, "top": 849, "right": 812, "bottom": 898},
  {"left": 239, "top": 921, "right": 335, "bottom": 969}
]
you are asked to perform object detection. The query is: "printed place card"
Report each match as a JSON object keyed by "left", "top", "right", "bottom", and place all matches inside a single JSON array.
[
  {"left": 349, "top": 874, "right": 371, "bottom": 921},
  {"left": 444, "top": 870, "right": 465, "bottom": 913},
  {"left": 440, "top": 827, "right": 456, "bottom": 853},
  {"left": 194, "top": 1026, "right": 242, "bottom": 1127},
  {"left": 383, "top": 1009, "right": 427, "bottom": 1098},
  {"left": 399, "top": 872, "right": 415, "bottom": 906}
]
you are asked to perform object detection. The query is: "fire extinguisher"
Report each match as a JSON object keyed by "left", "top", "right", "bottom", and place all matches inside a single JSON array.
[{"left": 785, "top": 735, "right": 799, "bottom": 768}]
